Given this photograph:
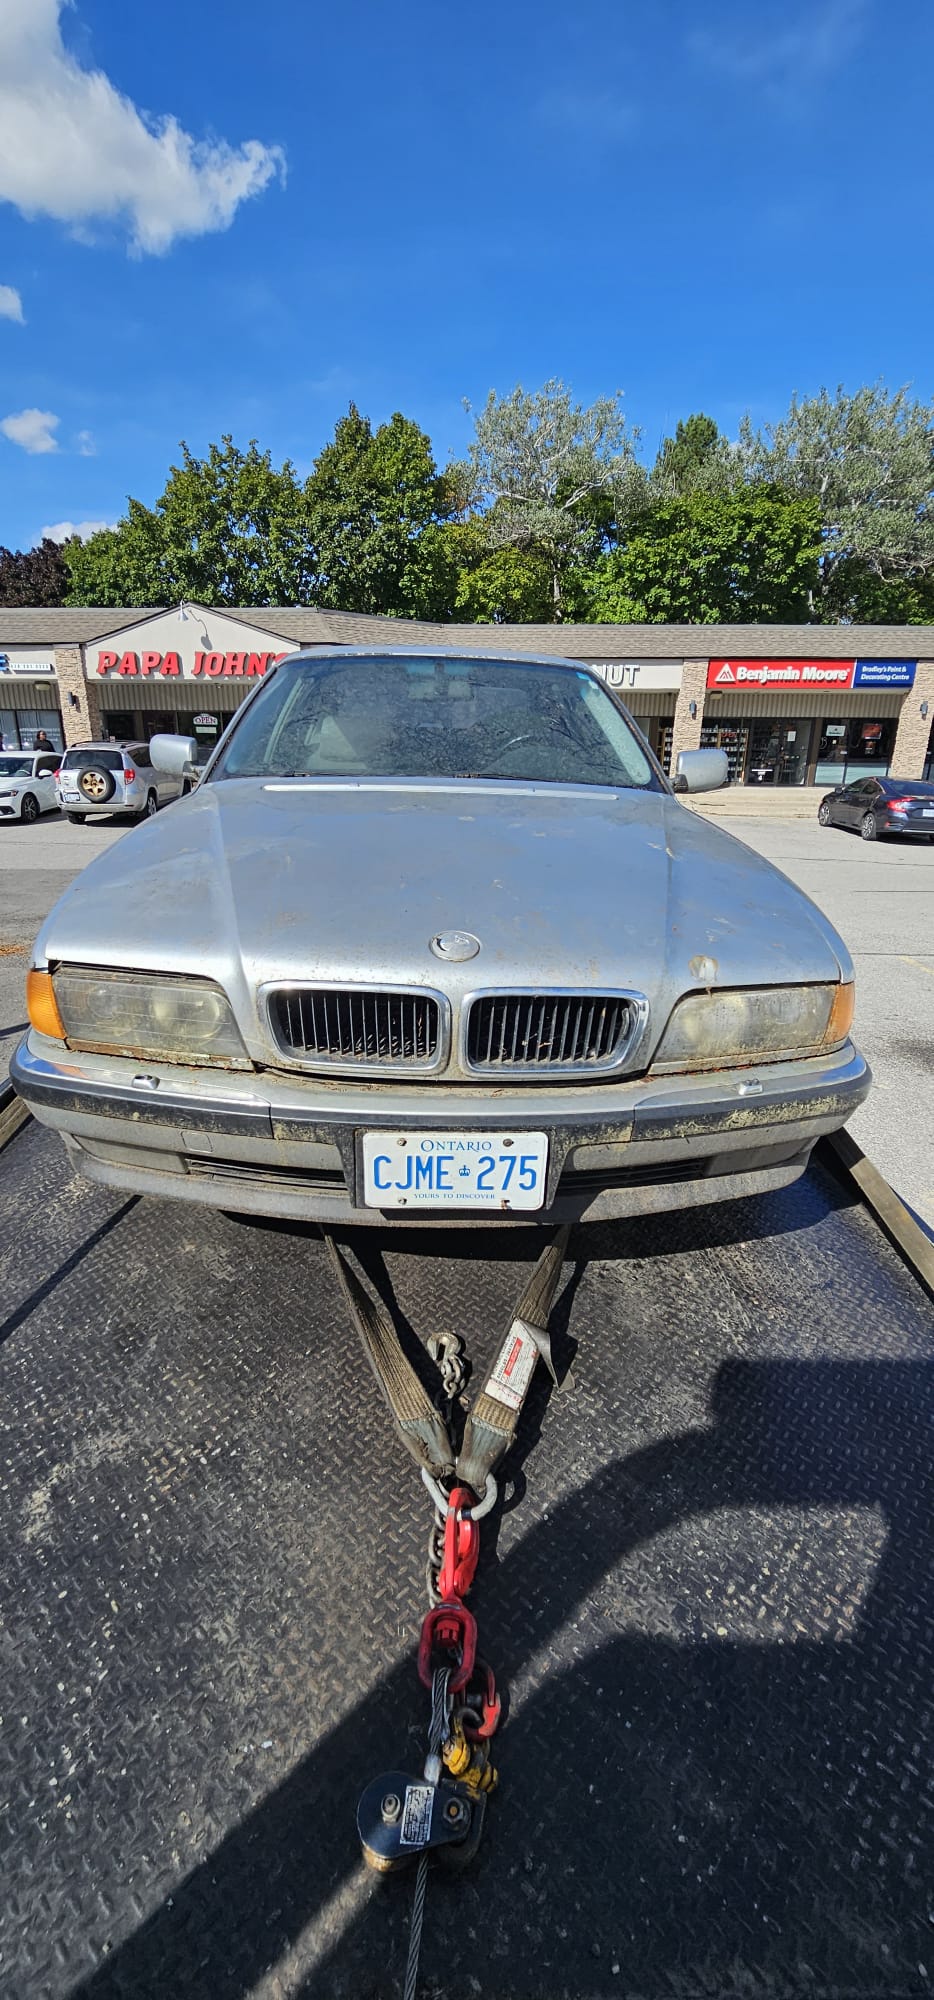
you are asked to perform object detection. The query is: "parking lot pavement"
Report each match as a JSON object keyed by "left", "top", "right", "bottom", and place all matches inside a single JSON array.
[
  {"left": 716, "top": 818, "right": 934, "bottom": 1229},
  {"left": 1, "top": 808, "right": 931, "bottom": 1222},
  {"left": 0, "top": 813, "right": 125, "bottom": 1074}
]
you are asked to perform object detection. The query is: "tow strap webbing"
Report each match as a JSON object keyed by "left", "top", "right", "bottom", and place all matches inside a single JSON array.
[
  {"left": 324, "top": 1236, "right": 455, "bottom": 1479},
  {"left": 324, "top": 1225, "right": 570, "bottom": 1500}
]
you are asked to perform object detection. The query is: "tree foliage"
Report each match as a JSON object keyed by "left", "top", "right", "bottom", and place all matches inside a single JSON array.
[
  {"left": 27, "top": 376, "right": 934, "bottom": 627},
  {"left": 304, "top": 406, "right": 451, "bottom": 618},
  {"left": 454, "top": 380, "right": 642, "bottom": 619},
  {"left": 584, "top": 490, "right": 822, "bottom": 625},
  {"left": 65, "top": 439, "right": 313, "bottom": 606},
  {"left": 651, "top": 413, "right": 735, "bottom": 499},
  {"left": 0, "top": 537, "right": 71, "bottom": 606},
  {"left": 739, "top": 383, "right": 934, "bottom": 613}
]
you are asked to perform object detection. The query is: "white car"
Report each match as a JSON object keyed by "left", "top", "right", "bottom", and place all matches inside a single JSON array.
[{"left": 0, "top": 748, "right": 61, "bottom": 824}]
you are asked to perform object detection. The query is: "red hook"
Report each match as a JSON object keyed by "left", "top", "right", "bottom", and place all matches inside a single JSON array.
[{"left": 418, "top": 1601, "right": 478, "bottom": 1694}]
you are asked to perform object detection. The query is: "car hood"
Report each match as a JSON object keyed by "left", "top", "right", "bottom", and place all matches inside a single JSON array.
[{"left": 36, "top": 778, "right": 850, "bottom": 1065}]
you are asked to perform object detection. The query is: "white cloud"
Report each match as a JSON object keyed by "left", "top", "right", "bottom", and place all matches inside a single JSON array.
[
  {"left": 76, "top": 429, "right": 95, "bottom": 456},
  {"left": 1, "top": 407, "right": 60, "bottom": 454},
  {"left": 690, "top": 0, "right": 868, "bottom": 99},
  {"left": 42, "top": 518, "right": 117, "bottom": 543},
  {"left": 0, "top": 282, "right": 24, "bottom": 322},
  {"left": 0, "top": 0, "right": 285, "bottom": 255}
]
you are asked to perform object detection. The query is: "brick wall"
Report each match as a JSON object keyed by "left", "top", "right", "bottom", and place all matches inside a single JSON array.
[
  {"left": 55, "top": 646, "right": 102, "bottom": 747},
  {"left": 669, "top": 659, "right": 708, "bottom": 770},
  {"left": 890, "top": 662, "right": 934, "bottom": 777}
]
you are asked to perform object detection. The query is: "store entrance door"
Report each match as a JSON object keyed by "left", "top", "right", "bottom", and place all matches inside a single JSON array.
[
  {"left": 745, "top": 718, "right": 814, "bottom": 786},
  {"left": 142, "top": 709, "right": 178, "bottom": 741}
]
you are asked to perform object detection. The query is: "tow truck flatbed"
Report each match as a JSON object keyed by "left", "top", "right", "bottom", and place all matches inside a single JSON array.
[{"left": 1, "top": 1107, "right": 932, "bottom": 2000}]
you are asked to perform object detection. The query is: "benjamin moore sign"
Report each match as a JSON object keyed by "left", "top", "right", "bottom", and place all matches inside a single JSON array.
[{"left": 707, "top": 658, "right": 917, "bottom": 692}]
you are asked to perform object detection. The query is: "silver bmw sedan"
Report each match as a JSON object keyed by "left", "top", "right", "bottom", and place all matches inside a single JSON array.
[{"left": 14, "top": 648, "right": 869, "bottom": 1226}]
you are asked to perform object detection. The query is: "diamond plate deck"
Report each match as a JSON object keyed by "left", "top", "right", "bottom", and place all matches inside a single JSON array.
[{"left": 0, "top": 1121, "right": 932, "bottom": 2000}]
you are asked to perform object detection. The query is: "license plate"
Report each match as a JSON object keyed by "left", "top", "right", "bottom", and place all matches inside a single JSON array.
[
  {"left": 62, "top": 790, "right": 80, "bottom": 802},
  {"left": 361, "top": 1131, "right": 548, "bottom": 1210},
  {"left": 923, "top": 809, "right": 934, "bottom": 817}
]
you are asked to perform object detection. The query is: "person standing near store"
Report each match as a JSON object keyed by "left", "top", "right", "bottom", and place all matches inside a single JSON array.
[{"left": 34, "top": 729, "right": 53, "bottom": 752}]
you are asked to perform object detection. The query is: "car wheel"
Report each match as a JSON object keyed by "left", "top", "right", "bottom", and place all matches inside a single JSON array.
[
  {"left": 860, "top": 811, "right": 878, "bottom": 841},
  {"left": 19, "top": 792, "right": 40, "bottom": 824},
  {"left": 145, "top": 790, "right": 158, "bottom": 819},
  {"left": 66, "top": 811, "right": 88, "bottom": 825},
  {"left": 818, "top": 800, "right": 832, "bottom": 826},
  {"left": 77, "top": 766, "right": 116, "bottom": 805}
]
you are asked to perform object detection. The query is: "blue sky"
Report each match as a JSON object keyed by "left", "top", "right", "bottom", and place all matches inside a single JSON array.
[{"left": 1, "top": 0, "right": 932, "bottom": 552}]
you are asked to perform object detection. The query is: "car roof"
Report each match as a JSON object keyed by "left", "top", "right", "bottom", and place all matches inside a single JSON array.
[
  {"left": 64, "top": 740, "right": 143, "bottom": 752},
  {"left": 880, "top": 776, "right": 934, "bottom": 793},
  {"left": 279, "top": 644, "right": 594, "bottom": 674}
]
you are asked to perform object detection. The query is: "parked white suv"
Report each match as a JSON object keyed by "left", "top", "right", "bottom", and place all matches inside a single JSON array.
[
  {"left": 0, "top": 749, "right": 61, "bottom": 823},
  {"left": 56, "top": 742, "right": 187, "bottom": 824}
]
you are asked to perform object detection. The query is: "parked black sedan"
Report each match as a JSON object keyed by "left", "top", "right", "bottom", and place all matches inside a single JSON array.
[{"left": 818, "top": 775, "right": 934, "bottom": 841}]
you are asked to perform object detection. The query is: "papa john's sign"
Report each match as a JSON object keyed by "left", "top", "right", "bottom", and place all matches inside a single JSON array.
[
  {"left": 708, "top": 658, "right": 917, "bottom": 691},
  {"left": 95, "top": 647, "right": 292, "bottom": 680}
]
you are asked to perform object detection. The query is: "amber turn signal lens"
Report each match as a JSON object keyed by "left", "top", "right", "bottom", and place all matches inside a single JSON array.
[
  {"left": 26, "top": 969, "right": 66, "bottom": 1041},
  {"left": 825, "top": 980, "right": 855, "bottom": 1048}
]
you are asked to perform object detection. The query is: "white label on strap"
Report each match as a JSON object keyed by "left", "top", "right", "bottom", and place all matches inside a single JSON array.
[
  {"left": 400, "top": 1783, "right": 434, "bottom": 1847},
  {"left": 484, "top": 1320, "right": 539, "bottom": 1412}
]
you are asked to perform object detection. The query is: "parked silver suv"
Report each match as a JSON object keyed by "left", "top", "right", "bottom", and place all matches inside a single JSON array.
[{"left": 56, "top": 742, "right": 187, "bottom": 824}]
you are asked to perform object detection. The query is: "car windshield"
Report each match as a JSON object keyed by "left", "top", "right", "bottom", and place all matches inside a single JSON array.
[
  {"left": 60, "top": 748, "right": 126, "bottom": 772},
  {"left": 0, "top": 754, "right": 34, "bottom": 777},
  {"left": 213, "top": 654, "right": 659, "bottom": 791}
]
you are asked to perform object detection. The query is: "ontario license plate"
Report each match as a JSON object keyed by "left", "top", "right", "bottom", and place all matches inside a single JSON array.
[
  {"left": 923, "top": 809, "right": 934, "bottom": 817},
  {"left": 361, "top": 1131, "right": 548, "bottom": 1210},
  {"left": 62, "top": 790, "right": 80, "bottom": 802}
]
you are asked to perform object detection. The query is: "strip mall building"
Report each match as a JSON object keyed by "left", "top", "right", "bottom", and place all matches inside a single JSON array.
[{"left": 2, "top": 603, "right": 933, "bottom": 784}]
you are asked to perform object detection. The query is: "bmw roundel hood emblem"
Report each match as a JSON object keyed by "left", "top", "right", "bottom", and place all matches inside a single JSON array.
[{"left": 430, "top": 931, "right": 481, "bottom": 962}]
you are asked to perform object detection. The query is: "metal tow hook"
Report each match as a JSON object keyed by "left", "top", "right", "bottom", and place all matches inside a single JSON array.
[{"left": 357, "top": 1770, "right": 486, "bottom": 1873}]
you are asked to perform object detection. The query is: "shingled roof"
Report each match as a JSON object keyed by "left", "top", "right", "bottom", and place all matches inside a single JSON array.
[{"left": 1, "top": 603, "right": 932, "bottom": 659}]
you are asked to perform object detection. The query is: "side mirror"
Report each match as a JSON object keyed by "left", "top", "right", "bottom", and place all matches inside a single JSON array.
[
  {"left": 149, "top": 733, "right": 198, "bottom": 777},
  {"left": 672, "top": 747, "right": 730, "bottom": 795}
]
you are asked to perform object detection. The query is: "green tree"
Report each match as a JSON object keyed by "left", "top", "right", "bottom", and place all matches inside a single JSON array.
[
  {"left": 651, "top": 413, "right": 735, "bottom": 499},
  {"left": 583, "top": 489, "right": 822, "bottom": 624},
  {"left": 739, "top": 383, "right": 934, "bottom": 614},
  {"left": 442, "top": 522, "right": 555, "bottom": 622},
  {"left": 305, "top": 405, "right": 452, "bottom": 617},
  {"left": 0, "top": 536, "right": 72, "bottom": 606},
  {"left": 65, "top": 438, "right": 313, "bottom": 606},
  {"left": 455, "top": 380, "right": 643, "bottom": 620}
]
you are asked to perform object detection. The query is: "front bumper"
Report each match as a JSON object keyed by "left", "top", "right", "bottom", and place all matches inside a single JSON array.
[{"left": 12, "top": 1033, "right": 871, "bottom": 1227}]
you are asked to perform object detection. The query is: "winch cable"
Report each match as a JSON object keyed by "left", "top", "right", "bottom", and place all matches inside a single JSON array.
[{"left": 322, "top": 1223, "right": 572, "bottom": 1997}]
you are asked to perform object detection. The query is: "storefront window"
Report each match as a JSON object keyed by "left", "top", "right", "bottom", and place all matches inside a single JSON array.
[
  {"left": 0, "top": 704, "right": 63, "bottom": 750},
  {"left": 700, "top": 719, "right": 749, "bottom": 786},
  {"left": 814, "top": 717, "right": 896, "bottom": 785},
  {"left": 102, "top": 709, "right": 136, "bottom": 741}
]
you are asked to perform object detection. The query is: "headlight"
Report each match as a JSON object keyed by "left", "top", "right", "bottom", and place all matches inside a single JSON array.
[
  {"left": 652, "top": 981, "right": 855, "bottom": 1073},
  {"left": 44, "top": 965, "right": 250, "bottom": 1066}
]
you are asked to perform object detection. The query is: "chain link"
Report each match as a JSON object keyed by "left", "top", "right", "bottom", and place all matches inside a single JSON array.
[{"left": 426, "top": 1330, "right": 468, "bottom": 1408}]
